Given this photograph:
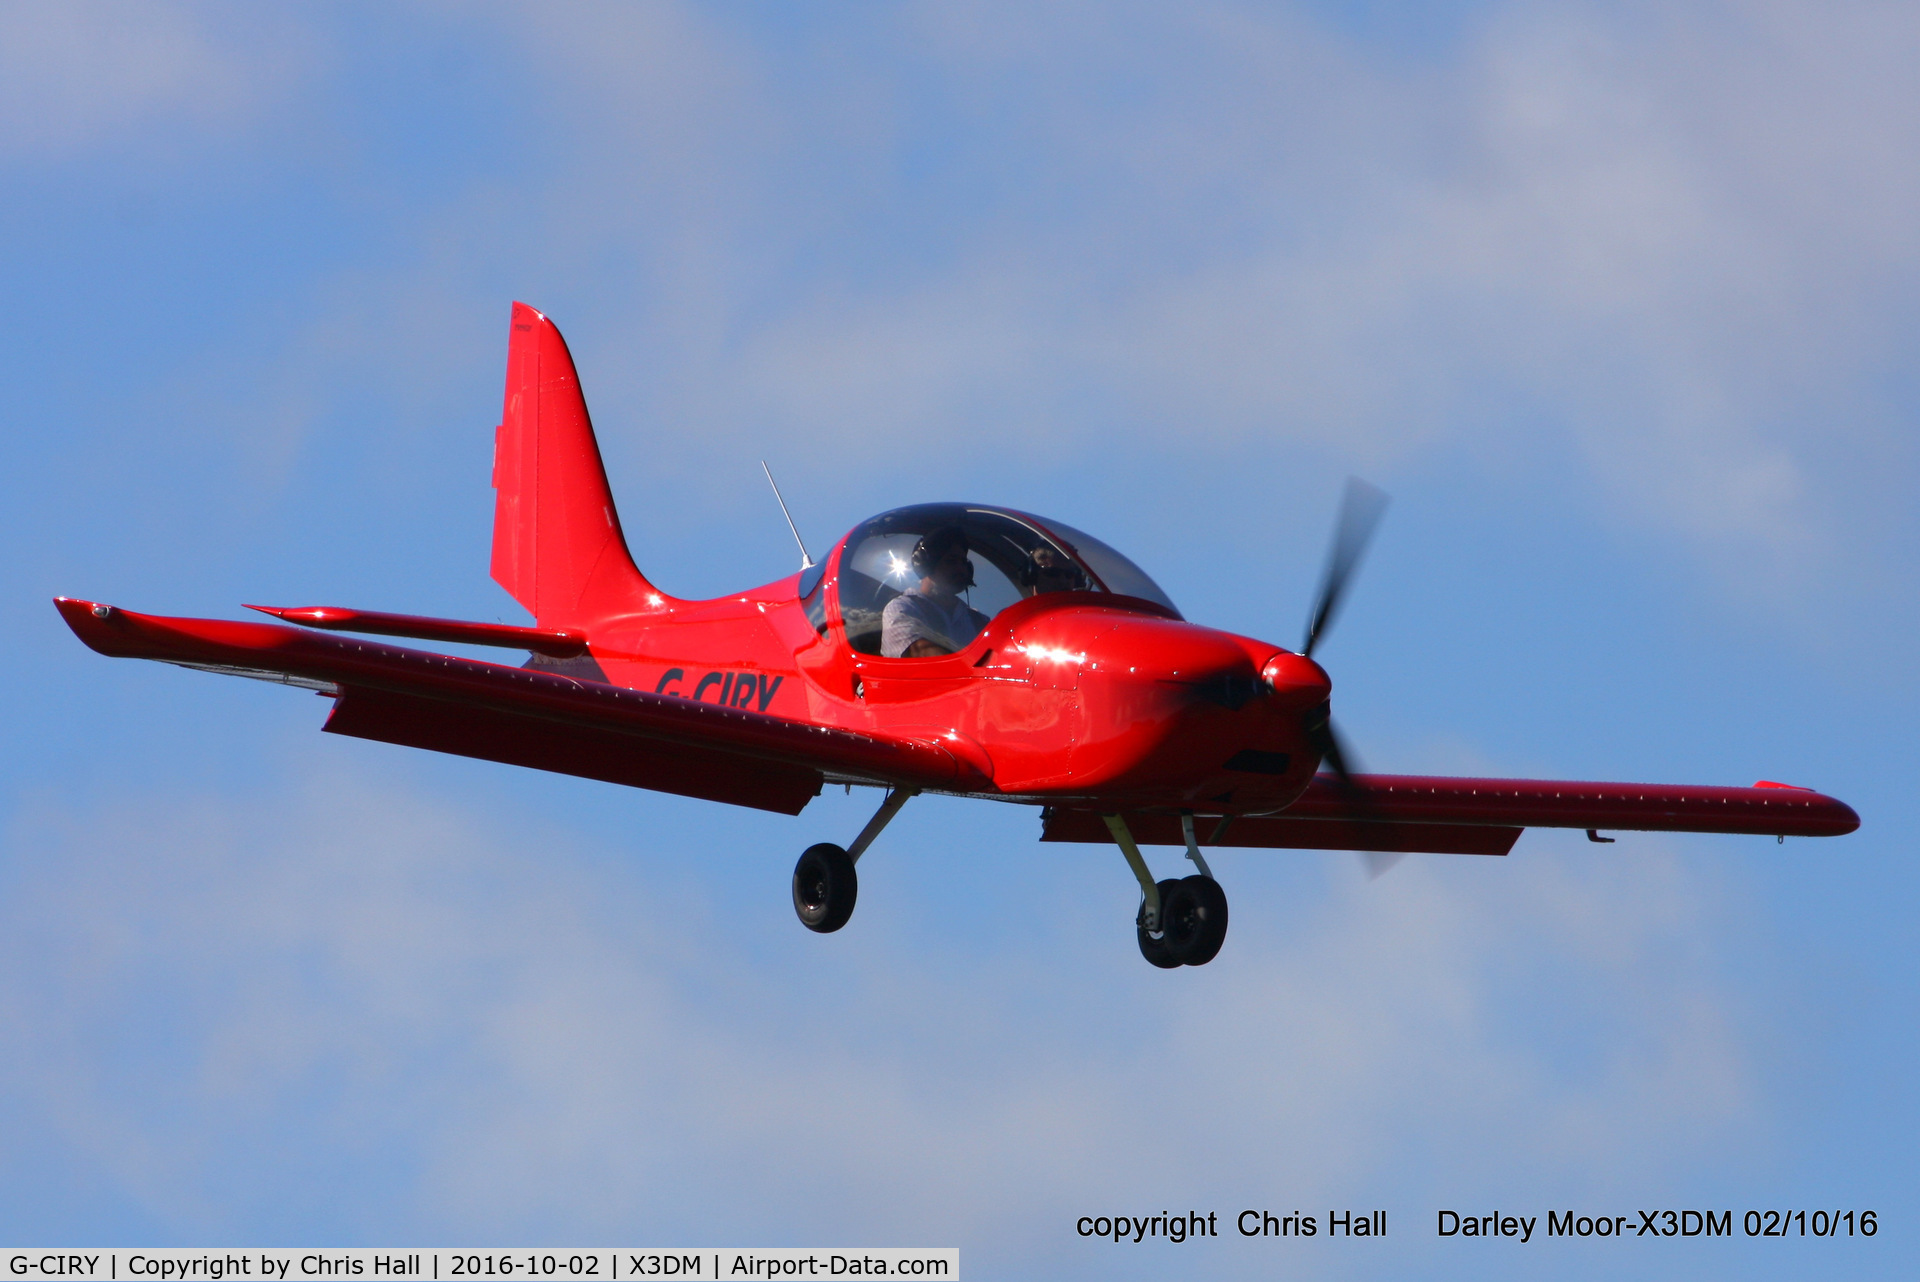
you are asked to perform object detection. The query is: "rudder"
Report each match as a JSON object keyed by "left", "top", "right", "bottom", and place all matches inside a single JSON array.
[{"left": 491, "top": 302, "right": 664, "bottom": 628}]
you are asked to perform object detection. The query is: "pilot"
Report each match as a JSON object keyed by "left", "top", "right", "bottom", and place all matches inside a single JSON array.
[
  {"left": 881, "top": 526, "right": 991, "bottom": 658},
  {"left": 1021, "top": 544, "right": 1087, "bottom": 596}
]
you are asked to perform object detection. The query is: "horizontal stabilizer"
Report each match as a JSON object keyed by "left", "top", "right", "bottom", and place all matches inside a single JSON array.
[{"left": 246, "top": 604, "right": 587, "bottom": 657}]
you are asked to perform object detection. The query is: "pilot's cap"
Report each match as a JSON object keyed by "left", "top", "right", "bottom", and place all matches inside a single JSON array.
[{"left": 911, "top": 525, "right": 969, "bottom": 576}]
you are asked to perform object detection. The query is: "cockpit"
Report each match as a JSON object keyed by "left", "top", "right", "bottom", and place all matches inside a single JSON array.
[{"left": 801, "top": 503, "right": 1180, "bottom": 658}]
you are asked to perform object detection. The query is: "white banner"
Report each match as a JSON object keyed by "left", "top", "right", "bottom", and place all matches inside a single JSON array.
[{"left": 3, "top": 1253, "right": 956, "bottom": 1282}]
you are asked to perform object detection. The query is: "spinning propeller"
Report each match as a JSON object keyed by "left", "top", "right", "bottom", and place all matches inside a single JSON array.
[
  {"left": 1296, "top": 479, "right": 1397, "bottom": 874},
  {"left": 1299, "top": 477, "right": 1387, "bottom": 786},
  {"left": 1302, "top": 478, "right": 1390, "bottom": 663}
]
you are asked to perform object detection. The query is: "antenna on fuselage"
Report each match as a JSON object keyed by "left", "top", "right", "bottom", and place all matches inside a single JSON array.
[{"left": 761, "top": 461, "right": 815, "bottom": 570}]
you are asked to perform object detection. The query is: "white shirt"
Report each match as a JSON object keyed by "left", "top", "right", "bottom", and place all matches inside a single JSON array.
[{"left": 881, "top": 588, "right": 988, "bottom": 657}]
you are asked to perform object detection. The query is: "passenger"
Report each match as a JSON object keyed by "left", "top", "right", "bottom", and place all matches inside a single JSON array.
[
  {"left": 881, "top": 526, "right": 991, "bottom": 657},
  {"left": 1022, "top": 544, "right": 1087, "bottom": 596}
]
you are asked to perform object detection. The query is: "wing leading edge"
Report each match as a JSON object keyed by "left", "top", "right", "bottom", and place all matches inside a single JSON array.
[{"left": 55, "top": 598, "right": 989, "bottom": 814}]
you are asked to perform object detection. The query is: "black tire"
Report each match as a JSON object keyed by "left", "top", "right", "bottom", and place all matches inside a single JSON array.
[
  {"left": 1136, "top": 878, "right": 1183, "bottom": 968},
  {"left": 1163, "top": 874, "right": 1229, "bottom": 966},
  {"left": 793, "top": 842, "right": 857, "bottom": 933}
]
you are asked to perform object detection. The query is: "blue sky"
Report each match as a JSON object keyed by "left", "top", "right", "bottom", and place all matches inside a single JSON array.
[{"left": 1, "top": 2, "right": 1914, "bottom": 1276}]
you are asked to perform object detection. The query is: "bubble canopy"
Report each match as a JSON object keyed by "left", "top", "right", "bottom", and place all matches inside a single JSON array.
[{"left": 822, "top": 503, "right": 1180, "bottom": 657}]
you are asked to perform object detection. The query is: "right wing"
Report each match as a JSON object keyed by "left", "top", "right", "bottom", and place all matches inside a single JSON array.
[{"left": 56, "top": 598, "right": 989, "bottom": 815}]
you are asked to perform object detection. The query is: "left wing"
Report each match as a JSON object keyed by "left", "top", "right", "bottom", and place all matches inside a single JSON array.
[
  {"left": 1043, "top": 772, "right": 1858, "bottom": 854},
  {"left": 56, "top": 598, "right": 990, "bottom": 814},
  {"left": 1278, "top": 772, "right": 1858, "bottom": 837}
]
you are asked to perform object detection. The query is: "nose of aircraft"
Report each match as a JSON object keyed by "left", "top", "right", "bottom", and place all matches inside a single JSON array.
[
  {"left": 1260, "top": 649, "right": 1332, "bottom": 711},
  {"left": 999, "top": 604, "right": 1337, "bottom": 797},
  {"left": 1010, "top": 604, "right": 1331, "bottom": 713}
]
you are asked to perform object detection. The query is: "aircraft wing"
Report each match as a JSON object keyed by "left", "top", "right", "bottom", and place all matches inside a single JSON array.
[
  {"left": 1277, "top": 772, "right": 1858, "bottom": 836},
  {"left": 56, "top": 598, "right": 990, "bottom": 814},
  {"left": 1042, "top": 771, "right": 1858, "bottom": 854}
]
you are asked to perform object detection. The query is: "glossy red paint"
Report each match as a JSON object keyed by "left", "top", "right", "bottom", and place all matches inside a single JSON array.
[
  {"left": 1274, "top": 773, "right": 1858, "bottom": 836},
  {"left": 55, "top": 598, "right": 981, "bottom": 798},
  {"left": 490, "top": 302, "right": 664, "bottom": 627},
  {"left": 54, "top": 302, "right": 1861, "bottom": 859},
  {"left": 1044, "top": 772, "right": 1858, "bottom": 852},
  {"left": 245, "top": 604, "right": 587, "bottom": 657}
]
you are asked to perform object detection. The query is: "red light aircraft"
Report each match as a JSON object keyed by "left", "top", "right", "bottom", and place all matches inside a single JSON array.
[{"left": 57, "top": 303, "right": 1859, "bottom": 967}]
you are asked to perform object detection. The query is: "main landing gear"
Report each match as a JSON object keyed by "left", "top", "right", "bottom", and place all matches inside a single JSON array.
[
  {"left": 1106, "top": 812, "right": 1229, "bottom": 968},
  {"left": 792, "top": 786, "right": 916, "bottom": 933}
]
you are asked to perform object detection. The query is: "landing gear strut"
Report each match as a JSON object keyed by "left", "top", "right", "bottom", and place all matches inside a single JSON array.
[
  {"left": 1137, "top": 879, "right": 1183, "bottom": 968},
  {"left": 1105, "top": 812, "right": 1229, "bottom": 967},
  {"left": 792, "top": 786, "right": 916, "bottom": 934}
]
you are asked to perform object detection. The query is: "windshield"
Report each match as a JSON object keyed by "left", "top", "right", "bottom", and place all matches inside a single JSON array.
[{"left": 835, "top": 504, "right": 1177, "bottom": 657}]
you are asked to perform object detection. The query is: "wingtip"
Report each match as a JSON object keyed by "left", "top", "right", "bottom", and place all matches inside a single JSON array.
[
  {"left": 1753, "top": 781, "right": 1860, "bottom": 836},
  {"left": 53, "top": 596, "right": 126, "bottom": 652},
  {"left": 53, "top": 596, "right": 111, "bottom": 620}
]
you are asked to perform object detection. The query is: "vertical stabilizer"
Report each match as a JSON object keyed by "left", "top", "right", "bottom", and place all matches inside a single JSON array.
[{"left": 491, "top": 303, "right": 664, "bottom": 628}]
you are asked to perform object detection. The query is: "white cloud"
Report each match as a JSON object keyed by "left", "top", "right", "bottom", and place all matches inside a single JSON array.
[
  {"left": 453, "top": 0, "right": 1918, "bottom": 593},
  {"left": 120, "top": 0, "right": 1910, "bottom": 606},
  {"left": 0, "top": 2, "right": 305, "bottom": 156}
]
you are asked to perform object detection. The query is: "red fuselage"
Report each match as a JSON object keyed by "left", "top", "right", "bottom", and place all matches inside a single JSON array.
[{"left": 587, "top": 545, "right": 1331, "bottom": 810}]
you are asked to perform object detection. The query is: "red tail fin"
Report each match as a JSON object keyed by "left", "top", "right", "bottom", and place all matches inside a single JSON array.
[{"left": 490, "top": 303, "right": 664, "bottom": 628}]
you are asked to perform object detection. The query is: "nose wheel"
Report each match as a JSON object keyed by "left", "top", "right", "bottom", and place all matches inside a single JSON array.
[
  {"left": 1109, "top": 813, "right": 1231, "bottom": 967},
  {"left": 1161, "top": 874, "right": 1229, "bottom": 965}
]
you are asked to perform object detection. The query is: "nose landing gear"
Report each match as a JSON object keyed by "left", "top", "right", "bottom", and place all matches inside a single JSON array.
[
  {"left": 1106, "top": 812, "right": 1230, "bottom": 967},
  {"left": 1137, "top": 878, "right": 1183, "bottom": 968}
]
